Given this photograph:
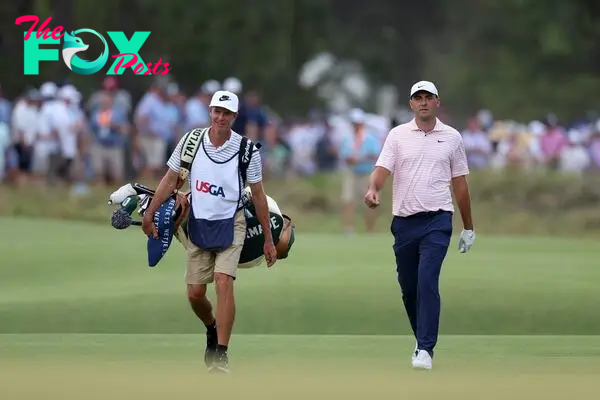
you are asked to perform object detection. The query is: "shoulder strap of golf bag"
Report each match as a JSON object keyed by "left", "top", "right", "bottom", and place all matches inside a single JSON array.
[
  {"left": 178, "top": 128, "right": 208, "bottom": 183},
  {"left": 238, "top": 137, "right": 262, "bottom": 186}
]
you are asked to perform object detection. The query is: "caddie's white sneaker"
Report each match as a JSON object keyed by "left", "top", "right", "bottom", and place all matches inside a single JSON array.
[{"left": 411, "top": 349, "right": 432, "bottom": 370}]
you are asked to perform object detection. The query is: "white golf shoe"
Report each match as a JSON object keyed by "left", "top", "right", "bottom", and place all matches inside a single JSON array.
[
  {"left": 411, "top": 349, "right": 432, "bottom": 370},
  {"left": 411, "top": 342, "right": 418, "bottom": 363}
]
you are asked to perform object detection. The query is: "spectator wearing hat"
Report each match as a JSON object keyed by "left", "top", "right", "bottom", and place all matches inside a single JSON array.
[
  {"left": 340, "top": 108, "right": 381, "bottom": 234},
  {"left": 461, "top": 117, "right": 492, "bottom": 169},
  {"left": 87, "top": 76, "right": 132, "bottom": 116},
  {"left": 11, "top": 88, "right": 41, "bottom": 184},
  {"left": 89, "top": 91, "right": 130, "bottom": 186},
  {"left": 32, "top": 82, "right": 61, "bottom": 183},
  {"left": 0, "top": 84, "right": 14, "bottom": 183},
  {"left": 231, "top": 89, "right": 263, "bottom": 136},
  {"left": 587, "top": 121, "right": 600, "bottom": 171},
  {"left": 0, "top": 122, "right": 10, "bottom": 183},
  {"left": 236, "top": 90, "right": 268, "bottom": 142},
  {"left": 134, "top": 78, "right": 175, "bottom": 180},
  {"left": 0, "top": 84, "right": 11, "bottom": 126},
  {"left": 184, "top": 80, "right": 218, "bottom": 132},
  {"left": 53, "top": 85, "right": 83, "bottom": 184},
  {"left": 222, "top": 77, "right": 242, "bottom": 95},
  {"left": 540, "top": 118, "right": 568, "bottom": 170},
  {"left": 164, "top": 82, "right": 186, "bottom": 159}
]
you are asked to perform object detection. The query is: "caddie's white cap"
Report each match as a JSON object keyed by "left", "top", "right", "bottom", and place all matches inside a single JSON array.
[
  {"left": 209, "top": 90, "right": 239, "bottom": 113},
  {"left": 410, "top": 80, "right": 439, "bottom": 97}
]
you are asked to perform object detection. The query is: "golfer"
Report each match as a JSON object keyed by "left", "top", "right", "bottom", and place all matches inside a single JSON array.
[
  {"left": 364, "top": 80, "right": 475, "bottom": 370},
  {"left": 142, "top": 90, "right": 277, "bottom": 373}
]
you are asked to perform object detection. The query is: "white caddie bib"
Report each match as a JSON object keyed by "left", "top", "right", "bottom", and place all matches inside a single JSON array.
[{"left": 187, "top": 135, "right": 242, "bottom": 251}]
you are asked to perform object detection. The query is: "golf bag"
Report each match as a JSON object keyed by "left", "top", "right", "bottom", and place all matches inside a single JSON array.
[{"left": 108, "top": 182, "right": 296, "bottom": 268}]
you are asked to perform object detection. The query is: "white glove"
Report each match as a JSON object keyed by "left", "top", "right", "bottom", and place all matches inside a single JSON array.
[{"left": 458, "top": 229, "right": 475, "bottom": 253}]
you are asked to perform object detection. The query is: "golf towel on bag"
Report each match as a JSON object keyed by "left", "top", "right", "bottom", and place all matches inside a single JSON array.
[
  {"left": 187, "top": 139, "right": 242, "bottom": 252},
  {"left": 147, "top": 196, "right": 177, "bottom": 267}
]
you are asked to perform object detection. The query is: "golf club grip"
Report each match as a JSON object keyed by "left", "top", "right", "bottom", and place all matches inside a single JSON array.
[{"left": 131, "top": 220, "right": 142, "bottom": 226}]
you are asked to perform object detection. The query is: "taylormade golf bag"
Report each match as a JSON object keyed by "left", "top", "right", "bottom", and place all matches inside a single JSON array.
[{"left": 108, "top": 182, "right": 295, "bottom": 268}]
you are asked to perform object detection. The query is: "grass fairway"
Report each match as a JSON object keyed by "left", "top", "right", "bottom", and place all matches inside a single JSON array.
[
  {"left": 0, "top": 217, "right": 599, "bottom": 398},
  {"left": 1, "top": 334, "right": 599, "bottom": 399}
]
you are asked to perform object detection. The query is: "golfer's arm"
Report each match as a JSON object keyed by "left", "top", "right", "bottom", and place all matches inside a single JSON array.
[
  {"left": 146, "top": 169, "right": 180, "bottom": 215},
  {"left": 451, "top": 175, "right": 473, "bottom": 230},
  {"left": 249, "top": 181, "right": 273, "bottom": 243},
  {"left": 369, "top": 166, "right": 391, "bottom": 192}
]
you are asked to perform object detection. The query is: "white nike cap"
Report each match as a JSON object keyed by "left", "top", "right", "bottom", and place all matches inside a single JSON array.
[
  {"left": 410, "top": 80, "right": 439, "bottom": 97},
  {"left": 209, "top": 90, "right": 239, "bottom": 113}
]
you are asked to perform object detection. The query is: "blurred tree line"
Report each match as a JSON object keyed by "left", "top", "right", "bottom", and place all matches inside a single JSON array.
[{"left": 2, "top": 0, "right": 600, "bottom": 123}]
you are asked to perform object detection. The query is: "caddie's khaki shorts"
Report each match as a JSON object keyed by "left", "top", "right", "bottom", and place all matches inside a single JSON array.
[{"left": 185, "top": 210, "right": 246, "bottom": 284}]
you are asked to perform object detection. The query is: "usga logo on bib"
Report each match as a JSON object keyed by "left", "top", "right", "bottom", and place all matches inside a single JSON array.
[
  {"left": 195, "top": 181, "right": 225, "bottom": 198},
  {"left": 15, "top": 15, "right": 172, "bottom": 75}
]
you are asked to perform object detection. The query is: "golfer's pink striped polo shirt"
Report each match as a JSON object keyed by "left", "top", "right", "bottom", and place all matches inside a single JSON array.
[{"left": 376, "top": 118, "right": 469, "bottom": 217}]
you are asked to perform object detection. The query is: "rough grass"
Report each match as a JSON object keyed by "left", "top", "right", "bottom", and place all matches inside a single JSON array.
[{"left": 1, "top": 169, "right": 600, "bottom": 236}]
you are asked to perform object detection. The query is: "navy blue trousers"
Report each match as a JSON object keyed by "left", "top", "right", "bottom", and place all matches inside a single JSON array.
[{"left": 391, "top": 210, "right": 453, "bottom": 355}]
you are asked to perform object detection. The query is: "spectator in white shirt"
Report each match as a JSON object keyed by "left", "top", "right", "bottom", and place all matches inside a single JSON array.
[
  {"left": 461, "top": 117, "right": 492, "bottom": 169},
  {"left": 54, "top": 85, "right": 83, "bottom": 183},
  {"left": 560, "top": 140, "right": 591, "bottom": 175},
  {"left": 0, "top": 122, "right": 10, "bottom": 182},
  {"left": 32, "top": 82, "right": 61, "bottom": 183},
  {"left": 11, "top": 88, "right": 41, "bottom": 184}
]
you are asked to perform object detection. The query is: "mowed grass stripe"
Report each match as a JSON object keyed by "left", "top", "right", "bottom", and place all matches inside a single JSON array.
[
  {"left": 1, "top": 218, "right": 599, "bottom": 335},
  {"left": 2, "top": 333, "right": 600, "bottom": 360}
]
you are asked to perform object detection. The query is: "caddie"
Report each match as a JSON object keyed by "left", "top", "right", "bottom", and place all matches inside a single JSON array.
[{"left": 141, "top": 90, "right": 276, "bottom": 374}]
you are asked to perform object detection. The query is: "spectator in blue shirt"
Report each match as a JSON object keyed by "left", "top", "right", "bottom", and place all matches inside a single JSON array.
[
  {"left": 164, "top": 82, "right": 185, "bottom": 159},
  {"left": 232, "top": 90, "right": 268, "bottom": 141},
  {"left": 89, "top": 92, "right": 130, "bottom": 185},
  {"left": 134, "top": 79, "right": 173, "bottom": 179},
  {"left": 339, "top": 108, "right": 381, "bottom": 234}
]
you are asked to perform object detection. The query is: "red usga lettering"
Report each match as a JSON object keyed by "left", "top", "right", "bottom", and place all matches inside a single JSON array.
[
  {"left": 196, "top": 181, "right": 210, "bottom": 193},
  {"left": 195, "top": 181, "right": 225, "bottom": 197}
]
